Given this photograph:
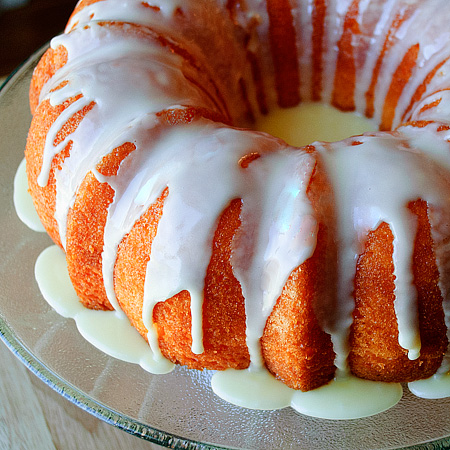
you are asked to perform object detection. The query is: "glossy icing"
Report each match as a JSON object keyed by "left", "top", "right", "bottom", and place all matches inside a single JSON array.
[
  {"left": 19, "top": 0, "right": 450, "bottom": 418},
  {"left": 16, "top": 100, "right": 450, "bottom": 418}
]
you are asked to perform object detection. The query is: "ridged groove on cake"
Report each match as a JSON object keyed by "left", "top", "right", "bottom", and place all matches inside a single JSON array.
[
  {"left": 311, "top": 0, "right": 326, "bottom": 101},
  {"left": 267, "top": 0, "right": 301, "bottom": 107}
]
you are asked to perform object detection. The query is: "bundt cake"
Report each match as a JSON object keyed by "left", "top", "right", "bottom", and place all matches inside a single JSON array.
[{"left": 19, "top": 0, "right": 450, "bottom": 418}]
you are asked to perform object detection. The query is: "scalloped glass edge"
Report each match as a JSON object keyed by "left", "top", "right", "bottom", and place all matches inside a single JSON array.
[{"left": 2, "top": 44, "right": 450, "bottom": 450}]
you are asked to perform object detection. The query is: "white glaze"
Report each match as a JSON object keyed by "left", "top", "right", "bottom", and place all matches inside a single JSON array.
[
  {"left": 17, "top": 100, "right": 408, "bottom": 418},
  {"left": 212, "top": 367, "right": 403, "bottom": 419},
  {"left": 32, "top": 241, "right": 404, "bottom": 418},
  {"left": 35, "top": 245, "right": 174, "bottom": 374},
  {"left": 409, "top": 373, "right": 450, "bottom": 400},
  {"left": 18, "top": 0, "right": 450, "bottom": 419},
  {"left": 18, "top": 101, "right": 450, "bottom": 418},
  {"left": 13, "top": 158, "right": 45, "bottom": 232},
  {"left": 290, "top": 375, "right": 403, "bottom": 420}
]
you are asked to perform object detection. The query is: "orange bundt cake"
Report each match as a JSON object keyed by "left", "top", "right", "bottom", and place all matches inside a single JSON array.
[{"left": 21, "top": 0, "right": 450, "bottom": 417}]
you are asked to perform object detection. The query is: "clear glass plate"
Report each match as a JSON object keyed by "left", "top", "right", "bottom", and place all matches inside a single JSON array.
[{"left": 1, "top": 46, "right": 450, "bottom": 450}]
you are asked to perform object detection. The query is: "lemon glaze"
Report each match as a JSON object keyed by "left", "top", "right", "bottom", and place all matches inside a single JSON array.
[
  {"left": 17, "top": 101, "right": 450, "bottom": 419},
  {"left": 19, "top": 0, "right": 450, "bottom": 420}
]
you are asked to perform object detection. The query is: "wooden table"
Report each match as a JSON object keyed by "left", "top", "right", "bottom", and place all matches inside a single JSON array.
[{"left": 0, "top": 337, "right": 163, "bottom": 449}]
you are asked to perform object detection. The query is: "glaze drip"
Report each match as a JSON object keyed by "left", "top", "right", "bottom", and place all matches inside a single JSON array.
[{"left": 21, "top": 0, "right": 450, "bottom": 418}]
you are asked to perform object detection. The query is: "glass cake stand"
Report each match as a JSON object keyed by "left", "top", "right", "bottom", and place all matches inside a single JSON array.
[{"left": 1, "top": 46, "right": 450, "bottom": 450}]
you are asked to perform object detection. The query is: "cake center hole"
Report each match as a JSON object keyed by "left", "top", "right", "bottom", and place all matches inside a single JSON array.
[{"left": 255, "top": 103, "right": 376, "bottom": 148}]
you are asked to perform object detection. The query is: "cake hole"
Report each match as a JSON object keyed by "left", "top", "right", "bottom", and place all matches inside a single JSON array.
[{"left": 254, "top": 103, "right": 376, "bottom": 147}]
